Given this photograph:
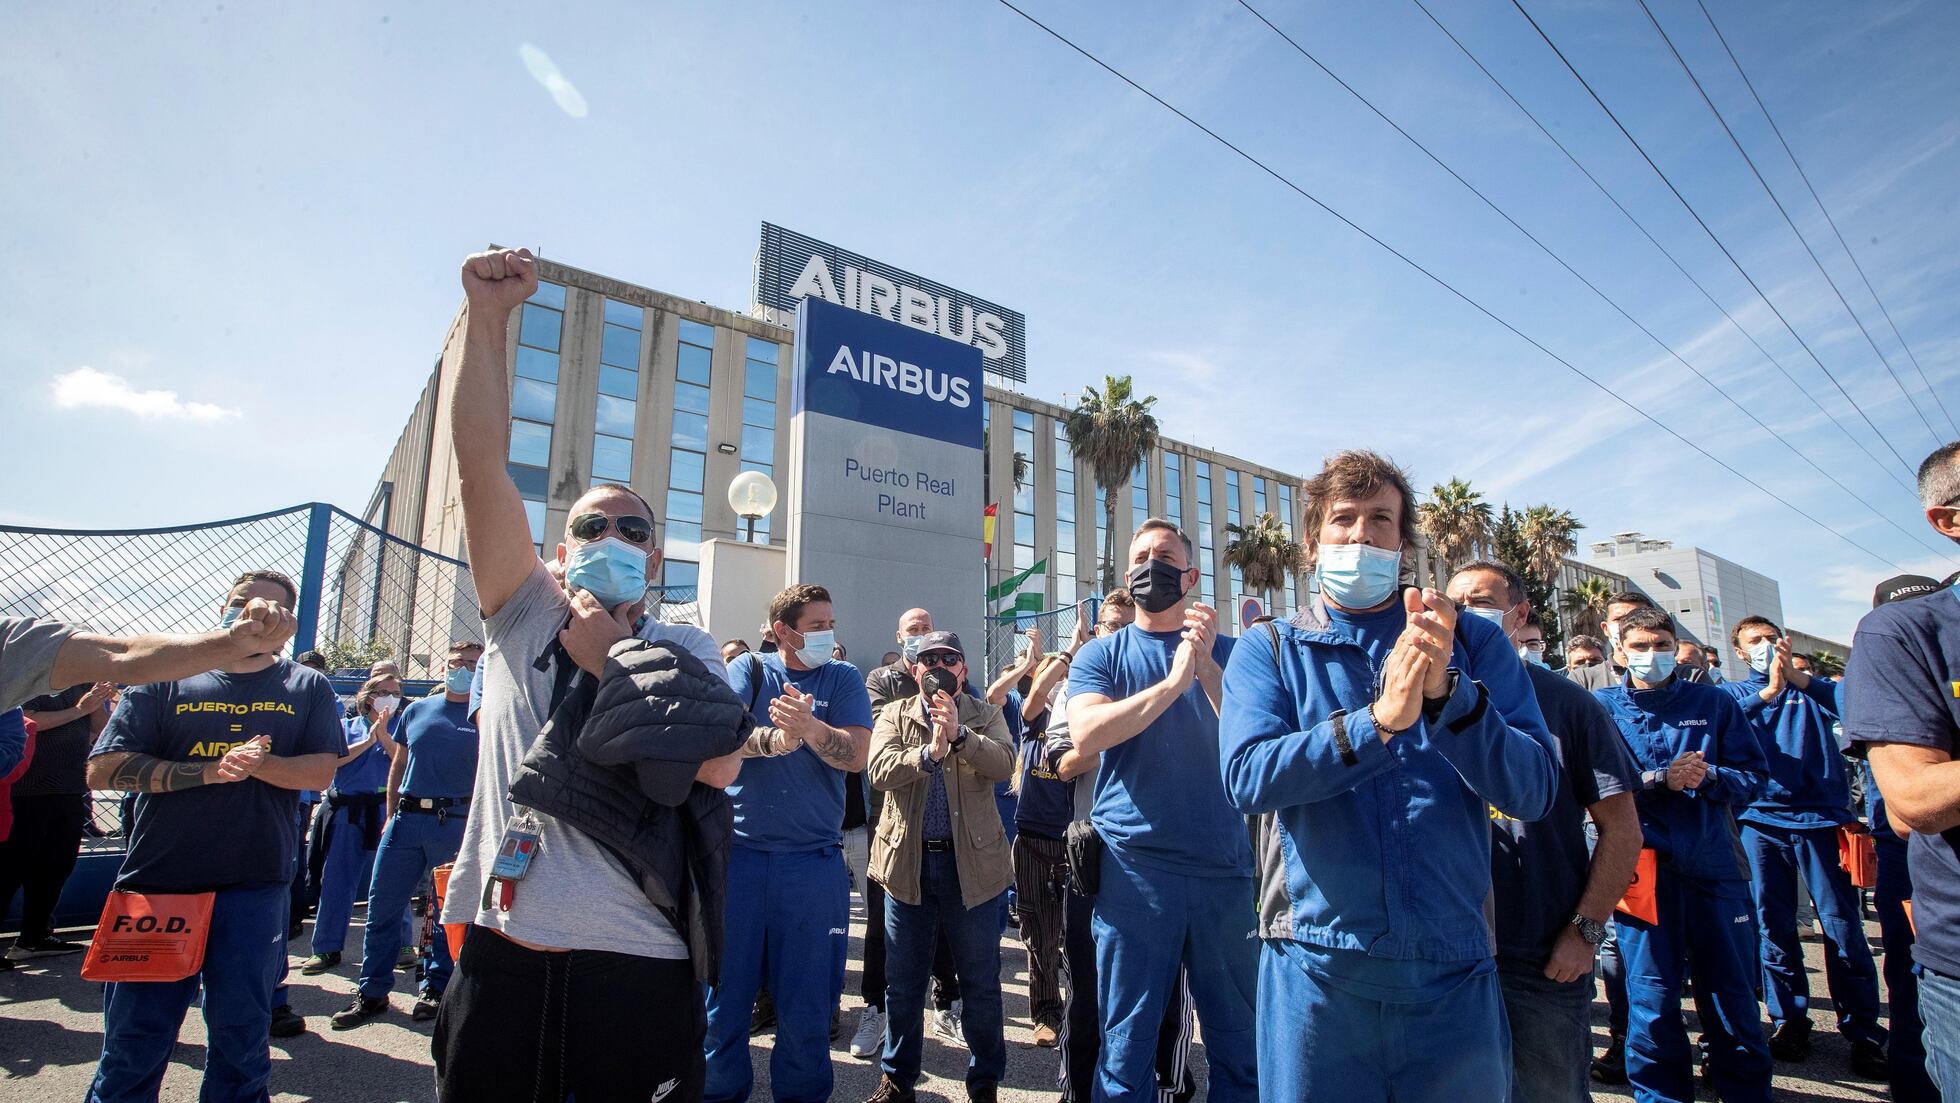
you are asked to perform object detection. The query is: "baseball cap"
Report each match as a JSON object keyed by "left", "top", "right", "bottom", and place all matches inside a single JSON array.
[
  {"left": 914, "top": 630, "right": 964, "bottom": 658},
  {"left": 1874, "top": 574, "right": 1942, "bottom": 608}
]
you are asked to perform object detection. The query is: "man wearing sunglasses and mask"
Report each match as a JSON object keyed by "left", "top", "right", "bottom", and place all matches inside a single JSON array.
[
  {"left": 435, "top": 247, "right": 742, "bottom": 1102},
  {"left": 1218, "top": 450, "right": 1557, "bottom": 1103},
  {"left": 1066, "top": 517, "right": 1258, "bottom": 1103},
  {"left": 709, "top": 583, "right": 874, "bottom": 1103}
]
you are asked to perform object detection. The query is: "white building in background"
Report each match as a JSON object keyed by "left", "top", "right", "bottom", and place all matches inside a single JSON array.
[{"left": 1588, "top": 531, "right": 1784, "bottom": 651}]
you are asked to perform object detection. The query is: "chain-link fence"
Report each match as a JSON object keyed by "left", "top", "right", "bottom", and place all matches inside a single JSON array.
[{"left": 983, "top": 596, "right": 1102, "bottom": 680}]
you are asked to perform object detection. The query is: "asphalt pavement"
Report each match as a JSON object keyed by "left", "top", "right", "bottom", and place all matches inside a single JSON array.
[{"left": 0, "top": 899, "right": 1902, "bottom": 1102}]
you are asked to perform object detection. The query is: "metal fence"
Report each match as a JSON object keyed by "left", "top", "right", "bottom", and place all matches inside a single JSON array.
[{"left": 983, "top": 596, "right": 1103, "bottom": 679}]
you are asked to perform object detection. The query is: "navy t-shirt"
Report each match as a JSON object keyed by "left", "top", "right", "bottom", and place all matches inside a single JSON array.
[
  {"left": 1492, "top": 663, "right": 1638, "bottom": 968},
  {"left": 1844, "top": 585, "right": 1960, "bottom": 977},
  {"left": 94, "top": 660, "right": 342, "bottom": 892},
  {"left": 726, "top": 653, "right": 875, "bottom": 851},
  {"left": 1015, "top": 731, "right": 1074, "bottom": 839},
  {"left": 332, "top": 715, "right": 391, "bottom": 794},
  {"left": 1072, "top": 624, "right": 1247, "bottom": 877},
  {"left": 394, "top": 695, "right": 478, "bottom": 799}
]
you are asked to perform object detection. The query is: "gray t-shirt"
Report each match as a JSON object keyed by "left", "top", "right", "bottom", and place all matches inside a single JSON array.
[
  {"left": 1, "top": 617, "right": 73, "bottom": 713},
  {"left": 439, "top": 561, "right": 724, "bottom": 958}
]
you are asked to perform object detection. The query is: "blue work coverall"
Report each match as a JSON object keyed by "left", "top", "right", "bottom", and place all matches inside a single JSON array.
[
  {"left": 1719, "top": 670, "right": 1885, "bottom": 1049},
  {"left": 1219, "top": 601, "right": 1559, "bottom": 1103},
  {"left": 1596, "top": 676, "right": 1772, "bottom": 1103}
]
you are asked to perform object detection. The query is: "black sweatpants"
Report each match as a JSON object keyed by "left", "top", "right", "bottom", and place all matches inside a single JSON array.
[
  {"left": 434, "top": 925, "right": 705, "bottom": 1103},
  {"left": 1058, "top": 886, "right": 1194, "bottom": 1103},
  {"left": 1013, "top": 831, "right": 1067, "bottom": 1028},
  {"left": 0, "top": 792, "right": 88, "bottom": 943}
]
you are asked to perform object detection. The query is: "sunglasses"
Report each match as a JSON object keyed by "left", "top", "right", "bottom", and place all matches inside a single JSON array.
[
  {"left": 918, "top": 652, "right": 963, "bottom": 668},
  {"left": 569, "top": 512, "right": 653, "bottom": 546}
]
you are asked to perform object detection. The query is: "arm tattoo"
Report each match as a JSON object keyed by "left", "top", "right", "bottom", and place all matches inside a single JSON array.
[
  {"left": 809, "top": 725, "right": 858, "bottom": 766},
  {"left": 740, "top": 727, "right": 779, "bottom": 759},
  {"left": 107, "top": 753, "right": 211, "bottom": 793}
]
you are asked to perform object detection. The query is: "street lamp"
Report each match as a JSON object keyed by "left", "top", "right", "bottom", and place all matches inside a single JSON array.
[{"left": 727, "top": 470, "right": 778, "bottom": 543}]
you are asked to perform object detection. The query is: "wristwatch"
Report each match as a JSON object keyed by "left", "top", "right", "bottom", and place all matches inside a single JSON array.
[{"left": 1570, "top": 913, "right": 1608, "bottom": 947}]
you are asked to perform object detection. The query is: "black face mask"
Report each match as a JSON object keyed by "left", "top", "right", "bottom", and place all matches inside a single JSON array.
[
  {"left": 922, "top": 668, "right": 961, "bottom": 700},
  {"left": 1126, "top": 559, "right": 1189, "bottom": 615}
]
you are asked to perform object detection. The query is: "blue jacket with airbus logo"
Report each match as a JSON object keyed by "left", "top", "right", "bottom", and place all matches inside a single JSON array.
[
  {"left": 1594, "top": 677, "right": 1767, "bottom": 882},
  {"left": 1219, "top": 599, "right": 1558, "bottom": 963}
]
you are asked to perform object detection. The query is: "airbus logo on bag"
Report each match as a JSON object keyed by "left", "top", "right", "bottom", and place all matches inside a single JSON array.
[{"left": 1677, "top": 719, "right": 1708, "bottom": 727}]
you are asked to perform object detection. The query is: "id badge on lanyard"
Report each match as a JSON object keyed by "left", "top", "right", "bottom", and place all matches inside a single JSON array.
[{"left": 483, "top": 811, "right": 542, "bottom": 912}]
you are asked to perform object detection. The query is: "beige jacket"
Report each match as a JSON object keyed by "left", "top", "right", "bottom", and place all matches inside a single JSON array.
[{"left": 867, "top": 693, "right": 1016, "bottom": 911}]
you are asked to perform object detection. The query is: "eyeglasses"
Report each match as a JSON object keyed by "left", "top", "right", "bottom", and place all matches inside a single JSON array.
[
  {"left": 918, "top": 653, "right": 962, "bottom": 668},
  {"left": 1520, "top": 640, "right": 1546, "bottom": 652},
  {"left": 569, "top": 512, "right": 653, "bottom": 546}
]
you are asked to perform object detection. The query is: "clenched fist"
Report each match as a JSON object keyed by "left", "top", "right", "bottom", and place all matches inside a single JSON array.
[{"left": 461, "top": 247, "right": 540, "bottom": 315}]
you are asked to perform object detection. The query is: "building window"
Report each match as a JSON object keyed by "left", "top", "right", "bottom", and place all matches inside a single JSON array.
[
  {"left": 1225, "top": 469, "right": 1242, "bottom": 607},
  {"left": 666, "top": 319, "right": 714, "bottom": 586},
  {"left": 1054, "top": 421, "right": 1077, "bottom": 592},
  {"left": 1012, "top": 410, "right": 1037, "bottom": 577},
  {"left": 740, "top": 336, "right": 780, "bottom": 542},
  {"left": 1164, "top": 452, "right": 1183, "bottom": 530},
  {"left": 511, "top": 280, "right": 564, "bottom": 555},
  {"left": 1095, "top": 483, "right": 1109, "bottom": 589},
  {"left": 1195, "top": 460, "right": 1214, "bottom": 604},
  {"left": 1253, "top": 478, "right": 1271, "bottom": 603},
  {"left": 1131, "top": 461, "right": 1149, "bottom": 530},
  {"left": 1278, "top": 481, "right": 1296, "bottom": 610},
  {"left": 590, "top": 298, "right": 642, "bottom": 485}
]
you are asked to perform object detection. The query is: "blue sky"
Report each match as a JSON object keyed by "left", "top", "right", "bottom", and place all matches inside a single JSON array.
[{"left": 4, "top": 0, "right": 1955, "bottom": 645}]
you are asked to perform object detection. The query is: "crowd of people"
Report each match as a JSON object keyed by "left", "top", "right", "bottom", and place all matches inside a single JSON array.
[{"left": 0, "top": 245, "right": 1954, "bottom": 1103}]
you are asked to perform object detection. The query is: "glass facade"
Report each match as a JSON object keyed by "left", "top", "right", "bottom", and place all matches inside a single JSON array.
[
  {"left": 1195, "top": 460, "right": 1215, "bottom": 604},
  {"left": 1054, "top": 421, "right": 1077, "bottom": 592},
  {"left": 1163, "top": 452, "right": 1183, "bottom": 530},
  {"left": 1131, "top": 460, "right": 1149, "bottom": 530},
  {"left": 1012, "top": 410, "right": 1036, "bottom": 575},
  {"left": 742, "top": 336, "right": 780, "bottom": 541},
  {"left": 591, "top": 298, "right": 642, "bottom": 484},
  {"left": 510, "top": 281, "right": 565, "bottom": 553},
  {"left": 1278, "top": 481, "right": 1296, "bottom": 610},
  {"left": 665, "top": 319, "right": 715, "bottom": 588},
  {"left": 1226, "top": 468, "right": 1243, "bottom": 609}
]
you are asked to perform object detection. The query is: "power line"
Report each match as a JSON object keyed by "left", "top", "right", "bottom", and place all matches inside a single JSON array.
[
  {"left": 1405, "top": 0, "right": 1919, "bottom": 502},
  {"left": 985, "top": 0, "right": 1916, "bottom": 573},
  {"left": 1691, "top": 0, "right": 1959, "bottom": 438},
  {"left": 1506, "top": 0, "right": 1922, "bottom": 479},
  {"left": 1634, "top": 0, "right": 1946, "bottom": 450},
  {"left": 1230, "top": 0, "right": 1950, "bottom": 559}
]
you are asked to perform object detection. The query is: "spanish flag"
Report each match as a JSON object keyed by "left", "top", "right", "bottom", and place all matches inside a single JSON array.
[{"left": 982, "top": 503, "right": 998, "bottom": 560}]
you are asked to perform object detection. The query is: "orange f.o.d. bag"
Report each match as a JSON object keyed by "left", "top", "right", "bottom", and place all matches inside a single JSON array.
[
  {"left": 1615, "top": 849, "right": 1660, "bottom": 926},
  {"left": 1838, "top": 824, "right": 1878, "bottom": 890},
  {"left": 81, "top": 890, "right": 217, "bottom": 983}
]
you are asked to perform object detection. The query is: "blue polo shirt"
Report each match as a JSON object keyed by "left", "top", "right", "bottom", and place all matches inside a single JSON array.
[
  {"left": 725, "top": 652, "right": 875, "bottom": 852},
  {"left": 1072, "top": 624, "right": 1245, "bottom": 878},
  {"left": 1720, "top": 671, "right": 1855, "bottom": 829},
  {"left": 393, "top": 695, "right": 478, "bottom": 800},
  {"left": 1843, "top": 586, "right": 1960, "bottom": 977},
  {"left": 332, "top": 715, "right": 392, "bottom": 794}
]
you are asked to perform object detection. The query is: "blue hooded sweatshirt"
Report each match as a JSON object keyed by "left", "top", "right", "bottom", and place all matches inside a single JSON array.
[
  {"left": 1220, "top": 598, "right": 1558, "bottom": 964},
  {"left": 1718, "top": 671, "right": 1853, "bottom": 830},
  {"left": 1594, "top": 676, "right": 1767, "bottom": 882}
]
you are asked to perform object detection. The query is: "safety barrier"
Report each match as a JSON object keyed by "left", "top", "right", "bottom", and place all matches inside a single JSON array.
[{"left": 983, "top": 596, "right": 1103, "bottom": 677}]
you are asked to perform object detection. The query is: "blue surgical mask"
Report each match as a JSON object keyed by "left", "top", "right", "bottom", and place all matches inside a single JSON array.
[
  {"left": 1461, "top": 605, "right": 1511, "bottom": 631},
  {"left": 1520, "top": 646, "right": 1548, "bottom": 668},
  {"left": 1627, "top": 651, "right": 1677, "bottom": 684},
  {"left": 563, "top": 537, "right": 648, "bottom": 608},
  {"left": 219, "top": 606, "right": 241, "bottom": 629},
  {"left": 901, "top": 634, "right": 925, "bottom": 662},
  {"left": 794, "top": 629, "right": 837, "bottom": 668},
  {"left": 1747, "top": 639, "right": 1776, "bottom": 675},
  {"left": 1316, "top": 543, "right": 1402, "bottom": 610},
  {"left": 445, "top": 667, "right": 474, "bottom": 695}
]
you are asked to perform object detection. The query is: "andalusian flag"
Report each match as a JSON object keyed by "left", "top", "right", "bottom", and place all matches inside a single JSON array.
[
  {"left": 982, "top": 503, "right": 998, "bottom": 560},
  {"left": 988, "top": 558, "right": 1048, "bottom": 614}
]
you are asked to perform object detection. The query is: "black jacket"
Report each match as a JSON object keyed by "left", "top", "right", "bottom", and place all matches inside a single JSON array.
[{"left": 507, "top": 637, "right": 750, "bottom": 984}]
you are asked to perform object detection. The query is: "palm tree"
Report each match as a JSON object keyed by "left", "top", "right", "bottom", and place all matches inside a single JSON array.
[
  {"left": 1225, "top": 512, "right": 1307, "bottom": 608},
  {"left": 1519, "top": 505, "right": 1582, "bottom": 586},
  {"left": 1065, "top": 375, "right": 1160, "bottom": 589},
  {"left": 1416, "top": 478, "right": 1493, "bottom": 575},
  {"left": 1809, "top": 650, "right": 1846, "bottom": 677},
  {"left": 1562, "top": 577, "right": 1615, "bottom": 638}
]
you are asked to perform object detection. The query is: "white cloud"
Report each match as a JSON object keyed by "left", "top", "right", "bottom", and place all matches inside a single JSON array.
[
  {"left": 48, "top": 366, "right": 238, "bottom": 421},
  {"left": 519, "top": 44, "right": 588, "bottom": 118}
]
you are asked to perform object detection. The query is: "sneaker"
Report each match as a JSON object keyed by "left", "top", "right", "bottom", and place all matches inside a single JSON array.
[
  {"left": 932, "top": 1000, "right": 967, "bottom": 1050},
  {"left": 1032, "top": 1022, "right": 1059, "bottom": 1048},
  {"left": 1768, "top": 1021, "right": 1811, "bottom": 1063},
  {"left": 411, "top": 994, "right": 442, "bottom": 1022},
  {"left": 864, "top": 1075, "right": 916, "bottom": 1103},
  {"left": 1590, "top": 1035, "right": 1627, "bottom": 1085},
  {"left": 967, "top": 1081, "right": 998, "bottom": 1103},
  {"left": 850, "top": 1007, "right": 886, "bottom": 1059},
  {"left": 396, "top": 947, "right": 417, "bottom": 971},
  {"left": 7, "top": 935, "right": 85, "bottom": 959},
  {"left": 751, "top": 989, "right": 777, "bottom": 1034},
  {"left": 299, "top": 952, "right": 341, "bottom": 975},
  {"left": 269, "top": 1004, "right": 306, "bottom": 1038},
  {"left": 330, "top": 996, "right": 389, "bottom": 1030},
  {"left": 1850, "top": 1041, "right": 1888, "bottom": 1080}
]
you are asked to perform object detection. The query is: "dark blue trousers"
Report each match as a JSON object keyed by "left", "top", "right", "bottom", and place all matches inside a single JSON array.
[
  {"left": 356, "top": 810, "right": 463, "bottom": 1000},
  {"left": 1617, "top": 873, "right": 1772, "bottom": 1103},
  {"left": 1877, "top": 832, "right": 1942, "bottom": 1101},
  {"left": 1742, "top": 823, "right": 1885, "bottom": 1047},
  {"left": 881, "top": 850, "right": 1008, "bottom": 1091}
]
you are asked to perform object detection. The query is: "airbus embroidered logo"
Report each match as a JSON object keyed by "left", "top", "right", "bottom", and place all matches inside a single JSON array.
[
  {"left": 1678, "top": 719, "right": 1708, "bottom": 727},
  {"left": 828, "top": 927, "right": 848, "bottom": 936}
]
